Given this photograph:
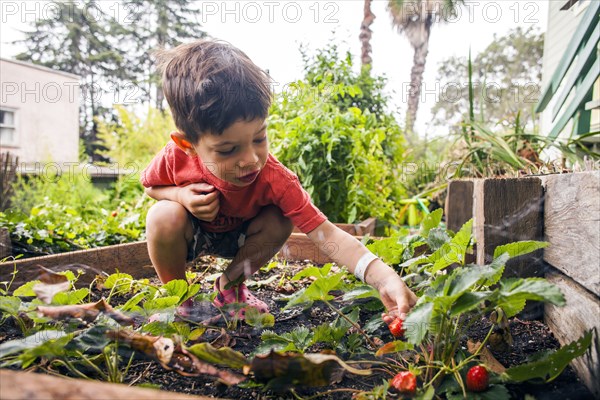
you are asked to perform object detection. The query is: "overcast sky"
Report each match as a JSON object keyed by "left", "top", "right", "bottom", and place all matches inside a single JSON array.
[{"left": 0, "top": 0, "right": 548, "bottom": 135}]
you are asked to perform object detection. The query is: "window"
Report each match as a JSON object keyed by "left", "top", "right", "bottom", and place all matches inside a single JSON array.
[{"left": 0, "top": 109, "right": 17, "bottom": 146}]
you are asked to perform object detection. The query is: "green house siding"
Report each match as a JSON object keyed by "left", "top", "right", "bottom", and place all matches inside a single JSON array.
[{"left": 537, "top": 0, "right": 600, "bottom": 139}]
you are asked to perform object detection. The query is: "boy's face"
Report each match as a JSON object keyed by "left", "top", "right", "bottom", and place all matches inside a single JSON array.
[{"left": 187, "top": 118, "right": 269, "bottom": 187}]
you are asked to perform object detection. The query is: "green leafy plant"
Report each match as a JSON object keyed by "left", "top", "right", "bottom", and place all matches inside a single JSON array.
[
  {"left": 1, "top": 165, "right": 151, "bottom": 258},
  {"left": 365, "top": 210, "right": 591, "bottom": 397},
  {"left": 96, "top": 105, "right": 174, "bottom": 167},
  {"left": 0, "top": 214, "right": 593, "bottom": 396},
  {"left": 269, "top": 45, "right": 407, "bottom": 224},
  {"left": 453, "top": 52, "right": 599, "bottom": 178}
]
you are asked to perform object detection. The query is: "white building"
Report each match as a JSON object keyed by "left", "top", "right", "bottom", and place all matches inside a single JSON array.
[{"left": 0, "top": 58, "right": 80, "bottom": 164}]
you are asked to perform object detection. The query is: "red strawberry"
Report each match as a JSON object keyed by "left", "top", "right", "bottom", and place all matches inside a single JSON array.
[
  {"left": 466, "top": 365, "right": 489, "bottom": 392},
  {"left": 111, "top": 211, "right": 118, "bottom": 217},
  {"left": 388, "top": 318, "right": 405, "bottom": 337},
  {"left": 391, "top": 371, "right": 416, "bottom": 394}
]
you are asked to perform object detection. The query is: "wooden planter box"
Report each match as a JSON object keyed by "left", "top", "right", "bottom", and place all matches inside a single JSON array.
[
  {"left": 0, "top": 218, "right": 377, "bottom": 289},
  {"left": 0, "top": 218, "right": 377, "bottom": 399},
  {"left": 445, "top": 172, "right": 600, "bottom": 397},
  {"left": 0, "top": 369, "right": 214, "bottom": 400}
]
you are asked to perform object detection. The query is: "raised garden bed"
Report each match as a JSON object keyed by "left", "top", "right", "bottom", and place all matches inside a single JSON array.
[
  {"left": 0, "top": 210, "right": 595, "bottom": 399},
  {"left": 445, "top": 171, "right": 600, "bottom": 397}
]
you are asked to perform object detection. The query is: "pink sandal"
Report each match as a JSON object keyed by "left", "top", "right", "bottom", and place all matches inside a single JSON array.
[{"left": 213, "top": 276, "right": 269, "bottom": 319}]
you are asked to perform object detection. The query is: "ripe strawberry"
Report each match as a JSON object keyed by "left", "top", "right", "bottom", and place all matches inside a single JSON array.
[
  {"left": 390, "top": 371, "right": 416, "bottom": 394},
  {"left": 111, "top": 211, "right": 118, "bottom": 217},
  {"left": 388, "top": 318, "right": 405, "bottom": 337},
  {"left": 466, "top": 365, "right": 489, "bottom": 392}
]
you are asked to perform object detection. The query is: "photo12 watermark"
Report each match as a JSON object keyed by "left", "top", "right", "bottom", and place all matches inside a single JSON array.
[{"left": 199, "top": 1, "right": 339, "bottom": 24}]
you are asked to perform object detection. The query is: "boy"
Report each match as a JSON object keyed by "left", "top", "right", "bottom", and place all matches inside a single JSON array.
[{"left": 141, "top": 39, "right": 416, "bottom": 324}]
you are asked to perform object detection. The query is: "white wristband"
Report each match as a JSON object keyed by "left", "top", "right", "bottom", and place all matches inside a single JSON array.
[{"left": 354, "top": 253, "right": 378, "bottom": 282}]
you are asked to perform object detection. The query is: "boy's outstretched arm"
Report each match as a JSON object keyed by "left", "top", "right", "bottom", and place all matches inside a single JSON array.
[{"left": 307, "top": 220, "right": 417, "bottom": 322}]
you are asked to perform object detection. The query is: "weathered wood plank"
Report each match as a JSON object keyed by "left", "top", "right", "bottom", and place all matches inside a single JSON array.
[
  {"left": 545, "top": 270, "right": 600, "bottom": 397},
  {"left": 0, "top": 369, "right": 218, "bottom": 400},
  {"left": 1, "top": 220, "right": 379, "bottom": 287},
  {"left": 0, "top": 241, "right": 154, "bottom": 288},
  {"left": 542, "top": 171, "right": 600, "bottom": 297},
  {"left": 0, "top": 227, "right": 10, "bottom": 259},
  {"left": 292, "top": 218, "right": 377, "bottom": 236},
  {"left": 445, "top": 180, "right": 474, "bottom": 233},
  {"left": 280, "top": 232, "right": 330, "bottom": 264},
  {"left": 473, "top": 177, "right": 545, "bottom": 278},
  {"left": 279, "top": 232, "right": 363, "bottom": 265}
]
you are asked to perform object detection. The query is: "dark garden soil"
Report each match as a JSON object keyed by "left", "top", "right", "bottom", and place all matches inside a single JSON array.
[{"left": 0, "top": 257, "right": 594, "bottom": 400}]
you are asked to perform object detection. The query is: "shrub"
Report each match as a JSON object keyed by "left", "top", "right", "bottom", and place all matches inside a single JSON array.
[
  {"left": 269, "top": 45, "right": 406, "bottom": 224},
  {"left": 96, "top": 105, "right": 174, "bottom": 169}
]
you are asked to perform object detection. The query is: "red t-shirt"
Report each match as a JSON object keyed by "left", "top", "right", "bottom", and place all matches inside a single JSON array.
[{"left": 141, "top": 142, "right": 327, "bottom": 233}]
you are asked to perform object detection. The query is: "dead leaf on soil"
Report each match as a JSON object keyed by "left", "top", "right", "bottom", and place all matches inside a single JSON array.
[
  {"left": 211, "top": 328, "right": 235, "bottom": 348},
  {"left": 107, "top": 329, "right": 175, "bottom": 365},
  {"left": 186, "top": 342, "right": 248, "bottom": 369},
  {"left": 467, "top": 340, "right": 506, "bottom": 374},
  {"left": 274, "top": 282, "right": 295, "bottom": 294},
  {"left": 106, "top": 329, "right": 246, "bottom": 385},
  {"left": 37, "top": 298, "right": 134, "bottom": 326},
  {"left": 246, "top": 350, "right": 371, "bottom": 389},
  {"left": 375, "top": 340, "right": 414, "bottom": 357},
  {"left": 33, "top": 266, "right": 71, "bottom": 303},
  {"left": 37, "top": 266, "right": 69, "bottom": 284}
]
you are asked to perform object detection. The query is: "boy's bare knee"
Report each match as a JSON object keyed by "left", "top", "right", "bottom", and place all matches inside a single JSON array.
[{"left": 146, "top": 200, "right": 189, "bottom": 236}]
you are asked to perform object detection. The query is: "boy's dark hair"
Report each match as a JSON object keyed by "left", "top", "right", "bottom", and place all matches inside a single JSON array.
[{"left": 155, "top": 40, "right": 272, "bottom": 143}]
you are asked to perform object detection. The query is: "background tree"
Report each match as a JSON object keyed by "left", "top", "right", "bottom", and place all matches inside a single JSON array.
[
  {"left": 125, "top": 0, "right": 206, "bottom": 110},
  {"left": 387, "top": 0, "right": 464, "bottom": 134},
  {"left": 15, "top": 0, "right": 131, "bottom": 161},
  {"left": 431, "top": 27, "right": 544, "bottom": 131},
  {"left": 360, "top": 0, "right": 376, "bottom": 68}
]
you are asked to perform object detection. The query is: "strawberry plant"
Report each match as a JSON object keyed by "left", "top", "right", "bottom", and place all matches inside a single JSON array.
[{"left": 364, "top": 209, "right": 593, "bottom": 398}]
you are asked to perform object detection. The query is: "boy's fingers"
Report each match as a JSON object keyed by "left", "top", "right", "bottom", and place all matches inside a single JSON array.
[
  {"left": 204, "top": 190, "right": 219, "bottom": 201},
  {"left": 189, "top": 183, "right": 214, "bottom": 193}
]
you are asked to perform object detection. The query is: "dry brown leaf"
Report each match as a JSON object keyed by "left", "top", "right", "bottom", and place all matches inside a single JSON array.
[
  {"left": 37, "top": 266, "right": 69, "bottom": 284},
  {"left": 467, "top": 340, "right": 506, "bottom": 374},
  {"left": 106, "top": 330, "right": 245, "bottom": 386},
  {"left": 107, "top": 329, "right": 175, "bottom": 365},
  {"left": 33, "top": 266, "right": 71, "bottom": 304},
  {"left": 249, "top": 350, "right": 371, "bottom": 389},
  {"left": 211, "top": 328, "right": 235, "bottom": 348},
  {"left": 37, "top": 299, "right": 134, "bottom": 326}
]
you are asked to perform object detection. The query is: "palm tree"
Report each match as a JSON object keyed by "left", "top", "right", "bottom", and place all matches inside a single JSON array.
[
  {"left": 360, "top": 0, "right": 376, "bottom": 68},
  {"left": 388, "top": 0, "right": 464, "bottom": 133}
]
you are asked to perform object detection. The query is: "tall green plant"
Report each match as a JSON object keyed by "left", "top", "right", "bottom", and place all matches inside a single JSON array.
[
  {"left": 96, "top": 105, "right": 174, "bottom": 169},
  {"left": 270, "top": 46, "right": 406, "bottom": 223},
  {"left": 453, "top": 53, "right": 599, "bottom": 177},
  {"left": 14, "top": 0, "right": 132, "bottom": 161},
  {"left": 270, "top": 82, "right": 404, "bottom": 223}
]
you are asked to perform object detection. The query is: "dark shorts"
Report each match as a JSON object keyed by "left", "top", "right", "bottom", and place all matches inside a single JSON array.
[{"left": 186, "top": 214, "right": 252, "bottom": 261}]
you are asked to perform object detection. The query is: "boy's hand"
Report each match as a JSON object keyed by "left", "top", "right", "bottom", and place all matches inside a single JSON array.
[
  {"left": 374, "top": 271, "right": 418, "bottom": 324},
  {"left": 178, "top": 183, "right": 220, "bottom": 221}
]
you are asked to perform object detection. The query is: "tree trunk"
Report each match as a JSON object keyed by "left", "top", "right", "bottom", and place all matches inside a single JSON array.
[
  {"left": 360, "top": 0, "right": 376, "bottom": 68},
  {"left": 406, "top": 18, "right": 432, "bottom": 134},
  {"left": 155, "top": 8, "right": 168, "bottom": 111}
]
